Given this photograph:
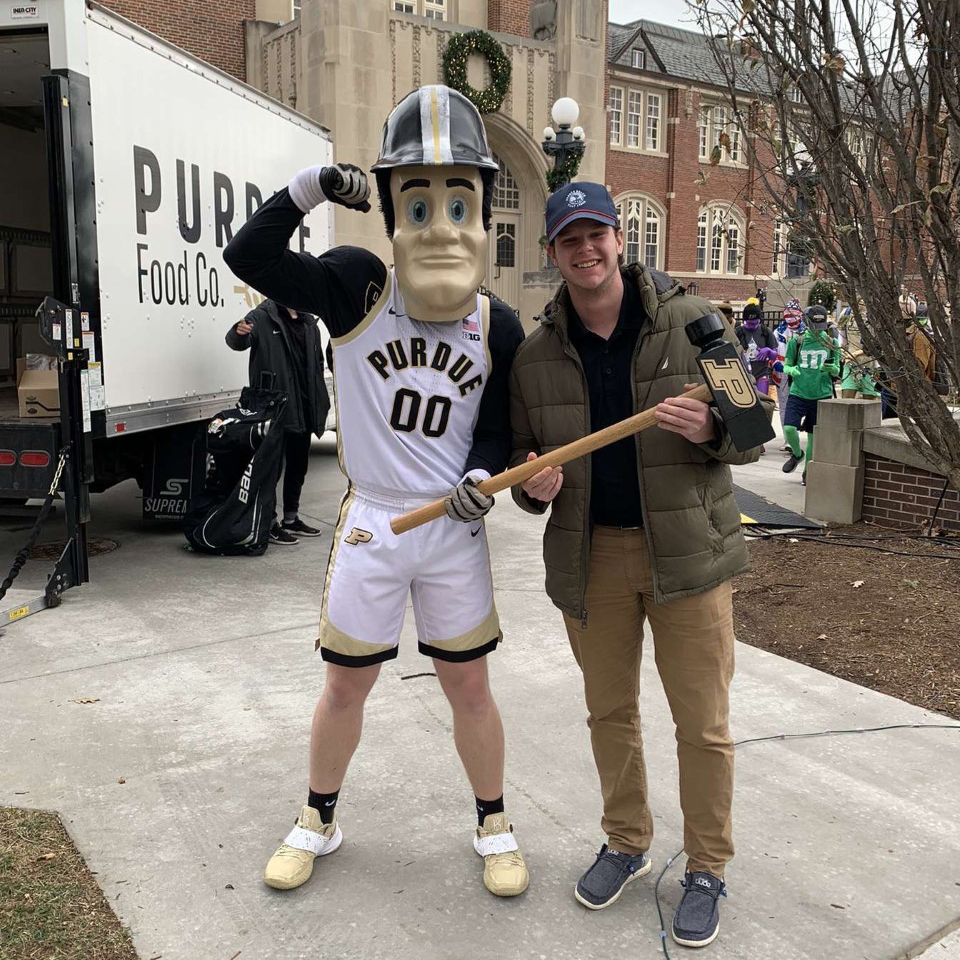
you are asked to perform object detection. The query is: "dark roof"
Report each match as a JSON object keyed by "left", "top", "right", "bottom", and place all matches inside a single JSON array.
[
  {"left": 606, "top": 16, "right": 914, "bottom": 121},
  {"left": 607, "top": 17, "right": 766, "bottom": 94},
  {"left": 607, "top": 19, "right": 715, "bottom": 81},
  {"left": 607, "top": 20, "right": 773, "bottom": 95},
  {"left": 606, "top": 22, "right": 640, "bottom": 64},
  {"left": 641, "top": 26, "right": 722, "bottom": 84}
]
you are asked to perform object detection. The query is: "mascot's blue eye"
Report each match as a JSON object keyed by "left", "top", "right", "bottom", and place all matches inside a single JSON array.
[
  {"left": 448, "top": 197, "right": 468, "bottom": 224},
  {"left": 408, "top": 198, "right": 429, "bottom": 225}
]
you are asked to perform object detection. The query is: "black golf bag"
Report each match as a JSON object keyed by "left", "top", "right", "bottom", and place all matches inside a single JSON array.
[{"left": 183, "top": 380, "right": 287, "bottom": 555}]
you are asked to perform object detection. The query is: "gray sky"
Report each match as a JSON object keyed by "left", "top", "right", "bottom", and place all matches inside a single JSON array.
[{"left": 607, "top": 0, "right": 695, "bottom": 28}]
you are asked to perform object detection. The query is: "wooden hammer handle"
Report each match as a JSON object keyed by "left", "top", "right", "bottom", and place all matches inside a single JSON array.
[{"left": 390, "top": 383, "right": 713, "bottom": 535}]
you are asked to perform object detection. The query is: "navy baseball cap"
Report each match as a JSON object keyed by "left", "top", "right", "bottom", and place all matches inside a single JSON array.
[{"left": 546, "top": 182, "right": 620, "bottom": 243}]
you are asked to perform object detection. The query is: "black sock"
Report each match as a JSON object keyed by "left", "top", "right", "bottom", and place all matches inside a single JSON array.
[
  {"left": 308, "top": 788, "right": 339, "bottom": 824},
  {"left": 476, "top": 794, "right": 504, "bottom": 826}
]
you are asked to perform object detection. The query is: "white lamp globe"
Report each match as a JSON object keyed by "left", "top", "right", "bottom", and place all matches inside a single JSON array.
[
  {"left": 543, "top": 126, "right": 556, "bottom": 141},
  {"left": 572, "top": 126, "right": 585, "bottom": 141},
  {"left": 551, "top": 97, "right": 580, "bottom": 128}
]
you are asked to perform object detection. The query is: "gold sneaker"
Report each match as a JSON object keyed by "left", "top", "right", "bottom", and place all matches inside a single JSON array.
[
  {"left": 263, "top": 805, "right": 342, "bottom": 890},
  {"left": 473, "top": 812, "right": 529, "bottom": 897}
]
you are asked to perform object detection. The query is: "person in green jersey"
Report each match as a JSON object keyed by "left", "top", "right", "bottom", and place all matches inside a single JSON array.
[
  {"left": 781, "top": 305, "right": 841, "bottom": 483},
  {"left": 840, "top": 349, "right": 881, "bottom": 399}
]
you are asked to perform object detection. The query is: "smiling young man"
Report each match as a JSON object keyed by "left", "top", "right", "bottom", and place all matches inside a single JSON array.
[
  {"left": 506, "top": 182, "right": 771, "bottom": 948},
  {"left": 223, "top": 85, "right": 527, "bottom": 899}
]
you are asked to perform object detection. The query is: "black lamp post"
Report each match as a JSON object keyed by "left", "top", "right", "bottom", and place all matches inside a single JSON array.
[
  {"left": 542, "top": 97, "right": 586, "bottom": 192},
  {"left": 784, "top": 161, "right": 819, "bottom": 279},
  {"left": 788, "top": 160, "right": 820, "bottom": 216}
]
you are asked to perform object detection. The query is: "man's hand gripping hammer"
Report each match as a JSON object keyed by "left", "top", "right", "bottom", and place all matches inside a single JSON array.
[{"left": 391, "top": 312, "right": 774, "bottom": 535}]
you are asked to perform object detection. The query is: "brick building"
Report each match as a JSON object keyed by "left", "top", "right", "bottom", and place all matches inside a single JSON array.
[
  {"left": 110, "top": 0, "right": 807, "bottom": 321},
  {"left": 603, "top": 20, "right": 807, "bottom": 308},
  {"left": 98, "top": 0, "right": 257, "bottom": 82}
]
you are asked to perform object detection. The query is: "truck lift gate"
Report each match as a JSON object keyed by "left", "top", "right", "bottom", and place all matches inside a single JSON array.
[{"left": 1, "top": 74, "right": 93, "bottom": 624}]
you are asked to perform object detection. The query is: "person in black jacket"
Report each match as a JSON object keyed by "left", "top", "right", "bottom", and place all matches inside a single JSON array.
[
  {"left": 734, "top": 303, "right": 778, "bottom": 397},
  {"left": 226, "top": 298, "right": 330, "bottom": 544}
]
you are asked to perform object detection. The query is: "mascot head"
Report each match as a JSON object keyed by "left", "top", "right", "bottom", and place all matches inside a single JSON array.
[{"left": 372, "top": 85, "right": 498, "bottom": 322}]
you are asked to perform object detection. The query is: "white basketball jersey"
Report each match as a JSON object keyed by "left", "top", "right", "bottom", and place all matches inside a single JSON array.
[{"left": 330, "top": 269, "right": 491, "bottom": 497}]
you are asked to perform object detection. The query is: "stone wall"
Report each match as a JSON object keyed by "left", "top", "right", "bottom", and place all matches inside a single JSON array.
[
  {"left": 247, "top": 18, "right": 300, "bottom": 109},
  {"left": 804, "top": 399, "right": 959, "bottom": 533}
]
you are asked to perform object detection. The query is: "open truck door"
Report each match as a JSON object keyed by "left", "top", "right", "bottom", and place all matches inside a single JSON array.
[{"left": 0, "top": 2, "right": 332, "bottom": 622}]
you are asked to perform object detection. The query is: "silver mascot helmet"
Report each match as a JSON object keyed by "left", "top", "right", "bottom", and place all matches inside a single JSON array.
[{"left": 372, "top": 85, "right": 498, "bottom": 172}]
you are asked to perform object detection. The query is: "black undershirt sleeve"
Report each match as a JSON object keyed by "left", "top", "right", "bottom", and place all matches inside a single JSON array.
[
  {"left": 223, "top": 189, "right": 387, "bottom": 337},
  {"left": 465, "top": 299, "right": 526, "bottom": 477}
]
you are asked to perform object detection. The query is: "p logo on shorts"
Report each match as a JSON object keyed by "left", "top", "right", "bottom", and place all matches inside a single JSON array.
[{"left": 344, "top": 527, "right": 374, "bottom": 545}]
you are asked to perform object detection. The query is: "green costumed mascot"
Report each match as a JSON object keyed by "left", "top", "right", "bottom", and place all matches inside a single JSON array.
[{"left": 780, "top": 305, "right": 841, "bottom": 483}]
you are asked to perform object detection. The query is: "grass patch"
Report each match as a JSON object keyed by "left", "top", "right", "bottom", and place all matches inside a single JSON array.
[{"left": 0, "top": 807, "right": 138, "bottom": 960}]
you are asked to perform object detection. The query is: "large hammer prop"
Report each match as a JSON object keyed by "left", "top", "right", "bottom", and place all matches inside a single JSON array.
[{"left": 391, "top": 312, "right": 774, "bottom": 535}]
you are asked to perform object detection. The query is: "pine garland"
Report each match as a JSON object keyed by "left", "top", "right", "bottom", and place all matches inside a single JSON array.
[
  {"left": 546, "top": 153, "right": 584, "bottom": 192},
  {"left": 442, "top": 30, "right": 512, "bottom": 115}
]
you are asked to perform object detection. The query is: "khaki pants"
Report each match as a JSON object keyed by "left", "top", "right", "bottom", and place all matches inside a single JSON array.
[{"left": 563, "top": 527, "right": 735, "bottom": 877}]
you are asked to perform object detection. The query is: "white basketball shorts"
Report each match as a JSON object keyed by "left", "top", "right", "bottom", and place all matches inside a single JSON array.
[{"left": 317, "top": 485, "right": 501, "bottom": 666}]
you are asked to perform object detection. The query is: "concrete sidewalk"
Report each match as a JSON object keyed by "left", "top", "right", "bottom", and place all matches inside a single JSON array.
[{"left": 2, "top": 445, "right": 959, "bottom": 960}]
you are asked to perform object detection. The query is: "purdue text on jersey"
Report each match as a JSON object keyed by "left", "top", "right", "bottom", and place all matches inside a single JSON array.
[
  {"left": 331, "top": 272, "right": 491, "bottom": 498},
  {"left": 366, "top": 337, "right": 484, "bottom": 398}
]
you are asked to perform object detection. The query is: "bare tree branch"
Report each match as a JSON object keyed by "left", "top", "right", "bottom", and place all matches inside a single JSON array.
[{"left": 696, "top": 0, "right": 960, "bottom": 492}]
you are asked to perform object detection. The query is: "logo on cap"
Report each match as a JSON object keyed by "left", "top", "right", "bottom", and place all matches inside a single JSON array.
[{"left": 566, "top": 190, "right": 587, "bottom": 208}]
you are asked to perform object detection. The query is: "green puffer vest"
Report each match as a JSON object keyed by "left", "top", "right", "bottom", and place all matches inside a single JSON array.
[{"left": 509, "top": 264, "right": 770, "bottom": 618}]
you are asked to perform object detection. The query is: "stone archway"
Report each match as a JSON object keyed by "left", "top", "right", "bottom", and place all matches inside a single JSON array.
[
  {"left": 486, "top": 155, "right": 523, "bottom": 310},
  {"left": 482, "top": 113, "right": 551, "bottom": 326}
]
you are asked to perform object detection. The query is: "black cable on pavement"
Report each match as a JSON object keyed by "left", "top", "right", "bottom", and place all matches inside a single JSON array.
[
  {"left": 744, "top": 526, "right": 960, "bottom": 560},
  {"left": 931, "top": 477, "right": 951, "bottom": 530},
  {"left": 652, "top": 721, "right": 960, "bottom": 959}
]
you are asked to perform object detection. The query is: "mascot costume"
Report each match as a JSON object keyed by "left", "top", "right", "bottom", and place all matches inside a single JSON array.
[
  {"left": 780, "top": 305, "right": 841, "bottom": 483},
  {"left": 224, "top": 85, "right": 528, "bottom": 897}
]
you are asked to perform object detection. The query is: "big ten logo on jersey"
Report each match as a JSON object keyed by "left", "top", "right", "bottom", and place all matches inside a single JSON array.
[
  {"left": 366, "top": 337, "right": 483, "bottom": 398},
  {"left": 461, "top": 314, "right": 481, "bottom": 342},
  {"left": 364, "top": 281, "right": 382, "bottom": 314},
  {"left": 344, "top": 527, "right": 373, "bottom": 545}
]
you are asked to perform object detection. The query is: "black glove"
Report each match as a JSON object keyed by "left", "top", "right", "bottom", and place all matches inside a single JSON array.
[
  {"left": 288, "top": 163, "right": 371, "bottom": 213},
  {"left": 318, "top": 163, "right": 371, "bottom": 212},
  {"left": 444, "top": 475, "right": 494, "bottom": 523}
]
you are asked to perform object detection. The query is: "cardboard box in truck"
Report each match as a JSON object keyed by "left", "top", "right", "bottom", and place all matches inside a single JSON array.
[{"left": 17, "top": 369, "right": 59, "bottom": 417}]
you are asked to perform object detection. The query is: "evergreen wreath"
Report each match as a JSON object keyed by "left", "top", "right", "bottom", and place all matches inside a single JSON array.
[{"left": 442, "top": 30, "right": 512, "bottom": 115}]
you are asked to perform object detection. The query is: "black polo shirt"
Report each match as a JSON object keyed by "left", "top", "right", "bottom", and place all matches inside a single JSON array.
[{"left": 568, "top": 280, "right": 646, "bottom": 527}]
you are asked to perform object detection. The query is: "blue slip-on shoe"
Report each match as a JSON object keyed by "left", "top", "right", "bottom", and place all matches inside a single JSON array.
[
  {"left": 672, "top": 870, "right": 727, "bottom": 948},
  {"left": 574, "top": 843, "right": 651, "bottom": 910}
]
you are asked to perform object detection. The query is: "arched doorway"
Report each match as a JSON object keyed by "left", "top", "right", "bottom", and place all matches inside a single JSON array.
[{"left": 486, "top": 155, "right": 522, "bottom": 309}]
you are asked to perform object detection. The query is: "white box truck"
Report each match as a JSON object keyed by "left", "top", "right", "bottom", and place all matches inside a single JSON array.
[{"left": 0, "top": 1, "right": 333, "bottom": 616}]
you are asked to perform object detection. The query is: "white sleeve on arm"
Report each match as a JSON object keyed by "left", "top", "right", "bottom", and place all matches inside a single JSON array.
[{"left": 288, "top": 166, "right": 328, "bottom": 214}]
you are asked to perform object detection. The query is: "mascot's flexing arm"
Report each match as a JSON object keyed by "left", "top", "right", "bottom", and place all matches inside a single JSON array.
[{"left": 224, "top": 85, "right": 529, "bottom": 899}]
